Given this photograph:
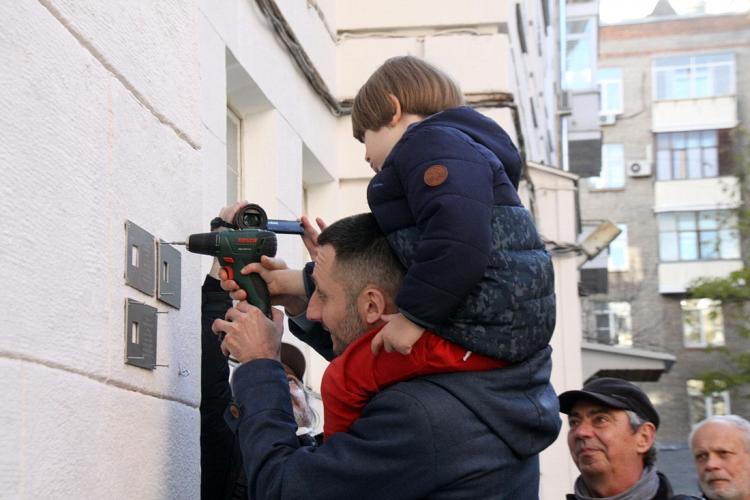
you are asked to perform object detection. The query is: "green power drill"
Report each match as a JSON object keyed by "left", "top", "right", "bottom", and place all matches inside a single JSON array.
[{"left": 170, "top": 204, "right": 303, "bottom": 319}]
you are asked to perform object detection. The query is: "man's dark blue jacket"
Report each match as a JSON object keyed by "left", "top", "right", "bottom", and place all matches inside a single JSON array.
[
  {"left": 227, "top": 316, "right": 561, "bottom": 499},
  {"left": 367, "top": 106, "right": 556, "bottom": 362}
]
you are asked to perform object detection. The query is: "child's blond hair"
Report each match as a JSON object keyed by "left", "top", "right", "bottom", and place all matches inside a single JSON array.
[{"left": 351, "top": 56, "right": 464, "bottom": 142}]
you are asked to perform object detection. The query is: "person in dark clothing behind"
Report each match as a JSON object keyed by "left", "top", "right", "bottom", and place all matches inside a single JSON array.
[
  {"left": 200, "top": 203, "right": 318, "bottom": 500},
  {"left": 559, "top": 378, "right": 700, "bottom": 500}
]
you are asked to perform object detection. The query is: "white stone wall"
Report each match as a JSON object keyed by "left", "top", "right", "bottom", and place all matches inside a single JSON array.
[
  {"left": 1, "top": 0, "right": 340, "bottom": 496},
  {"left": 1, "top": 0, "right": 202, "bottom": 497}
]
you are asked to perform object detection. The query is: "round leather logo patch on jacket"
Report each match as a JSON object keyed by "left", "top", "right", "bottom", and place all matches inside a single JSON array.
[{"left": 424, "top": 164, "right": 449, "bottom": 187}]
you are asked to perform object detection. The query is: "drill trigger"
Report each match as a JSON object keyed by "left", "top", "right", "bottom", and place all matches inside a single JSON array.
[{"left": 222, "top": 266, "right": 234, "bottom": 281}]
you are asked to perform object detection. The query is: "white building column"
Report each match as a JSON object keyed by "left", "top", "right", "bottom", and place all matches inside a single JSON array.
[
  {"left": 240, "top": 109, "right": 334, "bottom": 398},
  {"left": 242, "top": 109, "right": 304, "bottom": 243}
]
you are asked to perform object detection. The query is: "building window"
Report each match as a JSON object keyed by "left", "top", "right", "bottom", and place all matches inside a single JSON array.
[
  {"left": 592, "top": 302, "right": 633, "bottom": 347},
  {"left": 597, "top": 68, "right": 623, "bottom": 115},
  {"left": 682, "top": 299, "right": 724, "bottom": 348},
  {"left": 564, "top": 17, "right": 596, "bottom": 90},
  {"left": 515, "top": 4, "right": 528, "bottom": 53},
  {"left": 226, "top": 109, "right": 241, "bottom": 204},
  {"left": 654, "top": 53, "right": 735, "bottom": 101},
  {"left": 590, "top": 144, "right": 625, "bottom": 190},
  {"left": 687, "top": 380, "right": 730, "bottom": 427},
  {"left": 658, "top": 210, "right": 740, "bottom": 262},
  {"left": 608, "top": 224, "right": 629, "bottom": 271},
  {"left": 656, "top": 130, "right": 718, "bottom": 180}
]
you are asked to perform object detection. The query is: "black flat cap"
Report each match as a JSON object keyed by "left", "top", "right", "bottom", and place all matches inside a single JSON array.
[
  {"left": 280, "top": 342, "right": 306, "bottom": 382},
  {"left": 558, "top": 377, "right": 660, "bottom": 429}
]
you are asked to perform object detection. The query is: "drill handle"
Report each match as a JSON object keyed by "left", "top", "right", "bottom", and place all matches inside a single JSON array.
[{"left": 223, "top": 264, "right": 272, "bottom": 319}]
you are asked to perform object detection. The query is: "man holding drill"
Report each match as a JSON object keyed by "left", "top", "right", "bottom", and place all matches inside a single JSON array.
[
  {"left": 200, "top": 202, "right": 318, "bottom": 499},
  {"left": 211, "top": 207, "right": 560, "bottom": 499}
]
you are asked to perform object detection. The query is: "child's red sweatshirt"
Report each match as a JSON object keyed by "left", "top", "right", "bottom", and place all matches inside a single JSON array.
[{"left": 320, "top": 325, "right": 508, "bottom": 440}]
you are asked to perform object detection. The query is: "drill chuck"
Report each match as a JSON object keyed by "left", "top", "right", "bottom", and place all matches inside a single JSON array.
[{"left": 186, "top": 232, "right": 220, "bottom": 257}]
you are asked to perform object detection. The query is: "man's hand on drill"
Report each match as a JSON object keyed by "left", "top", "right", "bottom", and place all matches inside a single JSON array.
[
  {"left": 236, "top": 256, "right": 307, "bottom": 316},
  {"left": 212, "top": 301, "right": 284, "bottom": 364}
]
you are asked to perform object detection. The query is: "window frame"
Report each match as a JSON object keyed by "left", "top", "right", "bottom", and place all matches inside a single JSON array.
[
  {"left": 657, "top": 210, "right": 740, "bottom": 262},
  {"left": 226, "top": 108, "right": 242, "bottom": 204},
  {"left": 687, "top": 379, "right": 731, "bottom": 428},
  {"left": 597, "top": 68, "right": 623, "bottom": 115},
  {"left": 591, "top": 301, "right": 633, "bottom": 347},
  {"left": 681, "top": 298, "right": 725, "bottom": 348},
  {"left": 589, "top": 144, "right": 625, "bottom": 190},
  {"left": 652, "top": 52, "right": 735, "bottom": 101},
  {"left": 607, "top": 224, "right": 629, "bottom": 272},
  {"left": 515, "top": 3, "right": 528, "bottom": 54},
  {"left": 655, "top": 130, "right": 719, "bottom": 181},
  {"left": 564, "top": 16, "right": 597, "bottom": 90}
]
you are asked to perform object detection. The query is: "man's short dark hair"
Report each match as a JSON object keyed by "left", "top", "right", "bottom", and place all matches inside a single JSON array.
[{"left": 317, "top": 213, "right": 405, "bottom": 298}]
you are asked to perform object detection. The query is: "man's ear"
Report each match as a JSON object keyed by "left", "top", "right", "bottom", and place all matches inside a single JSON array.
[
  {"left": 635, "top": 422, "right": 657, "bottom": 453},
  {"left": 387, "top": 94, "right": 402, "bottom": 127},
  {"left": 358, "top": 285, "right": 387, "bottom": 325}
]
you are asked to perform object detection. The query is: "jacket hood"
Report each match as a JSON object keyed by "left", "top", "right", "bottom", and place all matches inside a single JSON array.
[
  {"left": 420, "top": 346, "right": 560, "bottom": 458},
  {"left": 412, "top": 106, "right": 523, "bottom": 188}
]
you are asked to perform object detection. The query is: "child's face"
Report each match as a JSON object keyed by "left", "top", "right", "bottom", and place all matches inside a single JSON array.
[{"left": 363, "top": 125, "right": 405, "bottom": 173}]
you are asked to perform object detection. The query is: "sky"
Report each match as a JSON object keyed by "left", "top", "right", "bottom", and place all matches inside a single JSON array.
[{"left": 599, "top": 0, "right": 750, "bottom": 23}]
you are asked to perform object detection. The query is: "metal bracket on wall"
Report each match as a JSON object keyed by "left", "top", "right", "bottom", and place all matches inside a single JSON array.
[
  {"left": 125, "top": 299, "right": 158, "bottom": 370},
  {"left": 125, "top": 221, "right": 156, "bottom": 296},
  {"left": 157, "top": 240, "right": 181, "bottom": 309}
]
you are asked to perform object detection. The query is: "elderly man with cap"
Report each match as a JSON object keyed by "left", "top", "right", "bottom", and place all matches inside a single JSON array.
[
  {"left": 559, "top": 377, "right": 698, "bottom": 500},
  {"left": 690, "top": 414, "right": 750, "bottom": 500}
]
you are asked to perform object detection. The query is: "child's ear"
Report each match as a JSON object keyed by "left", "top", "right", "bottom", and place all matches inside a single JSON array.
[{"left": 387, "top": 94, "right": 402, "bottom": 127}]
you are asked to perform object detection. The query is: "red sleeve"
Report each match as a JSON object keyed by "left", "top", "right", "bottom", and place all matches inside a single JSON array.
[{"left": 321, "top": 326, "right": 507, "bottom": 440}]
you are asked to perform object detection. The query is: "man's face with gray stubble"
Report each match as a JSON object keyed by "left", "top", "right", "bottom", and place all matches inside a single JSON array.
[{"left": 692, "top": 420, "right": 750, "bottom": 500}]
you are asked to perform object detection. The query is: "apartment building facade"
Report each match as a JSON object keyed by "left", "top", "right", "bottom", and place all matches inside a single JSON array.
[{"left": 575, "top": 7, "right": 749, "bottom": 491}]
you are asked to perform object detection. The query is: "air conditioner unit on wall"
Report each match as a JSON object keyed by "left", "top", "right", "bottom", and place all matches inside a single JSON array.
[
  {"left": 599, "top": 114, "right": 616, "bottom": 126},
  {"left": 628, "top": 160, "right": 652, "bottom": 177}
]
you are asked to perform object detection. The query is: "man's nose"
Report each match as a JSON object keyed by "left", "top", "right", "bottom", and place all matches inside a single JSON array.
[
  {"left": 306, "top": 292, "right": 321, "bottom": 321},
  {"left": 704, "top": 453, "right": 721, "bottom": 470},
  {"left": 572, "top": 421, "right": 593, "bottom": 439}
]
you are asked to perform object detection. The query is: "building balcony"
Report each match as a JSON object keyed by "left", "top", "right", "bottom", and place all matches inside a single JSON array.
[
  {"left": 336, "top": 0, "right": 513, "bottom": 100},
  {"left": 652, "top": 95, "right": 738, "bottom": 133},
  {"left": 658, "top": 259, "right": 744, "bottom": 294},
  {"left": 654, "top": 177, "right": 741, "bottom": 213},
  {"left": 337, "top": 0, "right": 508, "bottom": 32},
  {"left": 582, "top": 342, "right": 675, "bottom": 382}
]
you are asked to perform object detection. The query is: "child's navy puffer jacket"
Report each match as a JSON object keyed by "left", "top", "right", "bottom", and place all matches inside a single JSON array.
[{"left": 367, "top": 106, "right": 555, "bottom": 362}]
